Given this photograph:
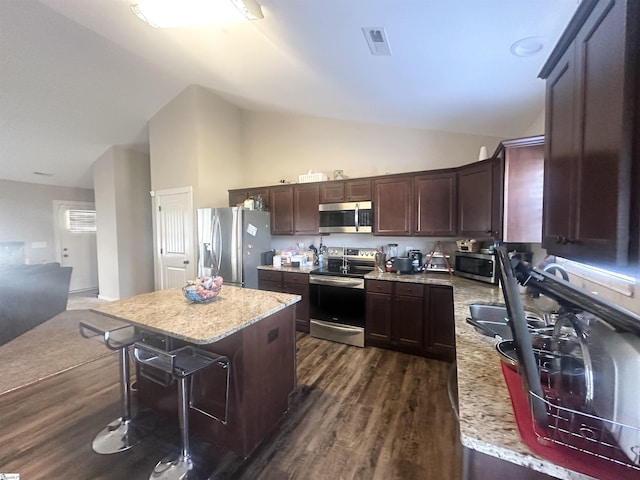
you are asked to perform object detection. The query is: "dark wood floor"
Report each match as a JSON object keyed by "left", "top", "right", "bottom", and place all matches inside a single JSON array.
[{"left": 0, "top": 333, "right": 462, "bottom": 479}]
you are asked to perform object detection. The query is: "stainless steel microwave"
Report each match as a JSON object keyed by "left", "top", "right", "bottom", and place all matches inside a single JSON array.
[
  {"left": 454, "top": 251, "right": 497, "bottom": 284},
  {"left": 318, "top": 201, "right": 373, "bottom": 234}
]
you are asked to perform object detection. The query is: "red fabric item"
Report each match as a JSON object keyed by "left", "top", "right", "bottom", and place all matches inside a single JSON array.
[{"left": 500, "top": 362, "right": 640, "bottom": 480}]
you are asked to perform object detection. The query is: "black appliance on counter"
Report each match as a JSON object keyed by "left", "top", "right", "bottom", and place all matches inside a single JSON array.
[
  {"left": 495, "top": 246, "right": 640, "bottom": 474},
  {"left": 308, "top": 246, "right": 377, "bottom": 347}
]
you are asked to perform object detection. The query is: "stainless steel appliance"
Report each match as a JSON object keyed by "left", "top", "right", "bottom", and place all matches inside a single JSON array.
[
  {"left": 309, "top": 246, "right": 377, "bottom": 347},
  {"left": 497, "top": 247, "right": 640, "bottom": 473},
  {"left": 318, "top": 201, "right": 373, "bottom": 234},
  {"left": 197, "top": 208, "right": 271, "bottom": 289},
  {"left": 454, "top": 251, "right": 497, "bottom": 284}
]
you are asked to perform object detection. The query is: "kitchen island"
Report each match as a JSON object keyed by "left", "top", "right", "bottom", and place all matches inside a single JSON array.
[{"left": 91, "top": 285, "right": 301, "bottom": 458}]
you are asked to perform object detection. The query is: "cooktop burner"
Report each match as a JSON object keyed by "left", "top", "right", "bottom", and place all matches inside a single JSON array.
[{"left": 310, "top": 246, "right": 377, "bottom": 278}]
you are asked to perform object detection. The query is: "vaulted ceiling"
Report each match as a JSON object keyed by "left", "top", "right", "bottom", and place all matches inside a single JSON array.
[{"left": 0, "top": 0, "right": 578, "bottom": 188}]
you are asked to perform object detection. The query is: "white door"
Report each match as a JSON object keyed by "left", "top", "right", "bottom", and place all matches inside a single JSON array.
[
  {"left": 54, "top": 201, "right": 99, "bottom": 292},
  {"left": 155, "top": 187, "right": 195, "bottom": 289}
]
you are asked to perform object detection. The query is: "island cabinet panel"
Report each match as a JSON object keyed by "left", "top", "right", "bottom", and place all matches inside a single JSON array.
[
  {"left": 373, "top": 176, "right": 413, "bottom": 236},
  {"left": 293, "top": 184, "right": 319, "bottom": 235},
  {"left": 539, "top": 0, "right": 640, "bottom": 267},
  {"left": 424, "top": 285, "right": 455, "bottom": 362},
  {"left": 136, "top": 304, "right": 296, "bottom": 458},
  {"left": 414, "top": 171, "right": 457, "bottom": 236},
  {"left": 269, "top": 185, "right": 294, "bottom": 235},
  {"left": 457, "top": 160, "right": 496, "bottom": 238}
]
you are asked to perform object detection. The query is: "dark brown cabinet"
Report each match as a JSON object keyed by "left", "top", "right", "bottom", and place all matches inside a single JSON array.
[
  {"left": 414, "top": 170, "right": 457, "bottom": 236},
  {"left": 269, "top": 185, "right": 294, "bottom": 235},
  {"left": 319, "top": 179, "right": 372, "bottom": 203},
  {"left": 424, "top": 285, "right": 455, "bottom": 362},
  {"left": 258, "top": 269, "right": 310, "bottom": 332},
  {"left": 365, "top": 279, "right": 455, "bottom": 360},
  {"left": 539, "top": 0, "right": 640, "bottom": 267},
  {"left": 457, "top": 160, "right": 499, "bottom": 238},
  {"left": 293, "top": 184, "right": 319, "bottom": 235},
  {"left": 373, "top": 175, "right": 413, "bottom": 236},
  {"left": 498, "top": 136, "right": 545, "bottom": 243}
]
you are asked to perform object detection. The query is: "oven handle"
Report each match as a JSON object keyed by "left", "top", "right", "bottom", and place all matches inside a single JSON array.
[
  {"left": 310, "top": 319, "right": 363, "bottom": 333},
  {"left": 309, "top": 276, "right": 364, "bottom": 288}
]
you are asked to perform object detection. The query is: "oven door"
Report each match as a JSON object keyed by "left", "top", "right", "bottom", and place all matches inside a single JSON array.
[{"left": 309, "top": 275, "right": 366, "bottom": 347}]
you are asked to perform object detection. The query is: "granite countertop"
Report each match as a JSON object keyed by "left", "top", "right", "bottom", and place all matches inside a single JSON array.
[
  {"left": 258, "top": 265, "right": 593, "bottom": 479},
  {"left": 91, "top": 285, "right": 300, "bottom": 345}
]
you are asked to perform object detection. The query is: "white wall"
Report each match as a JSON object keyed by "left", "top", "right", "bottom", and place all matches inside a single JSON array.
[
  {"left": 93, "top": 146, "right": 154, "bottom": 300},
  {"left": 0, "top": 179, "right": 94, "bottom": 264},
  {"left": 521, "top": 108, "right": 545, "bottom": 137},
  {"left": 239, "top": 110, "right": 504, "bottom": 187},
  {"left": 149, "top": 85, "right": 244, "bottom": 209}
]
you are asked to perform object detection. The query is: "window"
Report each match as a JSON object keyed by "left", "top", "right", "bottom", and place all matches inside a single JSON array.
[{"left": 66, "top": 209, "right": 97, "bottom": 233}]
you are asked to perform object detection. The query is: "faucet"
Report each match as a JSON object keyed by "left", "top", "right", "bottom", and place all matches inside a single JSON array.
[{"left": 542, "top": 263, "right": 569, "bottom": 282}]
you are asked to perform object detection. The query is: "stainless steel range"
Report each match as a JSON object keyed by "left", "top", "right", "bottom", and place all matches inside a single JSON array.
[{"left": 309, "top": 246, "right": 377, "bottom": 347}]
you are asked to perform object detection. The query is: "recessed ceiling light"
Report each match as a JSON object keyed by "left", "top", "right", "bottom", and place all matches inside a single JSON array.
[{"left": 510, "top": 37, "right": 544, "bottom": 57}]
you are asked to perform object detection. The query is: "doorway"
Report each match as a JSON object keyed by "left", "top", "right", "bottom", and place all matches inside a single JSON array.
[
  {"left": 53, "top": 201, "right": 99, "bottom": 293},
  {"left": 153, "top": 187, "right": 195, "bottom": 289}
]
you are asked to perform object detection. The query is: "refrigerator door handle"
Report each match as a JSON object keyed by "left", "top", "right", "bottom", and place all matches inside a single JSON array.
[{"left": 213, "top": 215, "right": 222, "bottom": 276}]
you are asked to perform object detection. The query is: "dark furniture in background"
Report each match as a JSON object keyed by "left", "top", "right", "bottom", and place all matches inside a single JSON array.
[{"left": 0, "top": 263, "right": 72, "bottom": 345}]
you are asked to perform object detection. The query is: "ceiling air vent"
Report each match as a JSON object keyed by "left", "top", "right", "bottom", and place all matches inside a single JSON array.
[{"left": 362, "top": 27, "right": 391, "bottom": 56}]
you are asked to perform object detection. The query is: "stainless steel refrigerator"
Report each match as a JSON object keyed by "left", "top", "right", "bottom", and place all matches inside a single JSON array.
[{"left": 197, "top": 208, "right": 271, "bottom": 289}]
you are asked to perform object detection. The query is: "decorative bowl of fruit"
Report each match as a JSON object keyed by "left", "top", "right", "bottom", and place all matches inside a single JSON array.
[{"left": 182, "top": 276, "right": 223, "bottom": 303}]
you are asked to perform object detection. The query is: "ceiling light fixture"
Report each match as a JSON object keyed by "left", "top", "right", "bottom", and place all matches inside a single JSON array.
[
  {"left": 510, "top": 37, "right": 544, "bottom": 57},
  {"left": 131, "top": 0, "right": 264, "bottom": 28}
]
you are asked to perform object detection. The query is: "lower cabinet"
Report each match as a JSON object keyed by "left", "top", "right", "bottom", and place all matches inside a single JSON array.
[
  {"left": 365, "top": 279, "right": 455, "bottom": 361},
  {"left": 257, "top": 269, "right": 310, "bottom": 332}
]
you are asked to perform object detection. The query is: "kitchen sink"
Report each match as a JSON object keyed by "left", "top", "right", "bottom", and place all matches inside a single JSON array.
[{"left": 467, "top": 304, "right": 546, "bottom": 340}]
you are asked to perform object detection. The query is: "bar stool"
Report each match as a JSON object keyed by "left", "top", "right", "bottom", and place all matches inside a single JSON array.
[
  {"left": 134, "top": 343, "right": 230, "bottom": 480},
  {"left": 79, "top": 320, "right": 155, "bottom": 454}
]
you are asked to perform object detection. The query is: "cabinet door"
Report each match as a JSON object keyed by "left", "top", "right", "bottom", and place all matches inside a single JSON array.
[
  {"left": 229, "top": 189, "right": 248, "bottom": 207},
  {"left": 345, "top": 180, "right": 372, "bottom": 202},
  {"left": 373, "top": 176, "right": 412, "bottom": 236},
  {"left": 393, "top": 283, "right": 424, "bottom": 350},
  {"left": 269, "top": 186, "right": 294, "bottom": 235},
  {"left": 257, "top": 269, "right": 283, "bottom": 292},
  {"left": 457, "top": 160, "right": 494, "bottom": 238},
  {"left": 502, "top": 138, "right": 544, "bottom": 243},
  {"left": 319, "top": 182, "right": 344, "bottom": 203},
  {"left": 542, "top": 44, "right": 578, "bottom": 255},
  {"left": 414, "top": 171, "right": 457, "bottom": 236},
  {"left": 293, "top": 184, "right": 319, "bottom": 234},
  {"left": 365, "top": 292, "right": 392, "bottom": 345},
  {"left": 425, "top": 285, "right": 455, "bottom": 362}
]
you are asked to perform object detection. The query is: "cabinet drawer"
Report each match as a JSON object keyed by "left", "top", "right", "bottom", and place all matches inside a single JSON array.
[
  {"left": 258, "top": 270, "right": 283, "bottom": 283},
  {"left": 366, "top": 280, "right": 393, "bottom": 294},
  {"left": 394, "top": 282, "right": 424, "bottom": 298},
  {"left": 283, "top": 271, "right": 309, "bottom": 285}
]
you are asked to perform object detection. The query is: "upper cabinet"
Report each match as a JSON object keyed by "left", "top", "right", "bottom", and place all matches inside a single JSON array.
[
  {"left": 373, "top": 175, "right": 413, "bottom": 236},
  {"left": 414, "top": 170, "right": 457, "bottom": 237},
  {"left": 319, "top": 179, "right": 372, "bottom": 204},
  {"left": 457, "top": 159, "right": 500, "bottom": 238},
  {"left": 499, "top": 136, "right": 545, "bottom": 243},
  {"left": 269, "top": 184, "right": 320, "bottom": 235},
  {"left": 539, "top": 0, "right": 639, "bottom": 267}
]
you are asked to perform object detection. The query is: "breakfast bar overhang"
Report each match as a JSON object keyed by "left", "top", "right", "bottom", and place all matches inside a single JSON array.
[{"left": 91, "top": 285, "right": 301, "bottom": 458}]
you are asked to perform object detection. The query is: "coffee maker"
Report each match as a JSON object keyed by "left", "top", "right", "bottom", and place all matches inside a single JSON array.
[{"left": 408, "top": 250, "right": 423, "bottom": 273}]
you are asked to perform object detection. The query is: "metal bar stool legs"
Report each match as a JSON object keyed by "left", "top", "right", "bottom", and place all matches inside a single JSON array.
[
  {"left": 79, "top": 321, "right": 155, "bottom": 454},
  {"left": 134, "top": 343, "right": 230, "bottom": 480}
]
